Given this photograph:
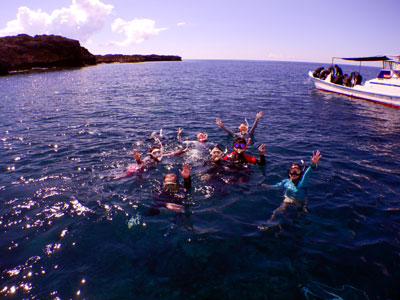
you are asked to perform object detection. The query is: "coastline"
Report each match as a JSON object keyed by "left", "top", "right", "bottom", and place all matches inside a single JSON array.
[{"left": 0, "top": 34, "right": 181, "bottom": 76}]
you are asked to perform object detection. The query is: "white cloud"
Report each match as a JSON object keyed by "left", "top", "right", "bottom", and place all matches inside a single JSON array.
[
  {"left": 0, "top": 0, "right": 113, "bottom": 42},
  {"left": 176, "top": 22, "right": 186, "bottom": 27},
  {"left": 109, "top": 18, "right": 167, "bottom": 47}
]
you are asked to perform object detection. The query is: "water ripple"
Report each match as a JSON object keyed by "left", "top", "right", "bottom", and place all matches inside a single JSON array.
[{"left": 0, "top": 61, "right": 399, "bottom": 299}]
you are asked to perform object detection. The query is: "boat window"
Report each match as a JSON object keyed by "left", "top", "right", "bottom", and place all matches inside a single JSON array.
[{"left": 377, "top": 70, "right": 391, "bottom": 79}]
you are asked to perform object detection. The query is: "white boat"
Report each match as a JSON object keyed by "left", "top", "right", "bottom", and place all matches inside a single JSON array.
[{"left": 309, "top": 56, "right": 400, "bottom": 108}]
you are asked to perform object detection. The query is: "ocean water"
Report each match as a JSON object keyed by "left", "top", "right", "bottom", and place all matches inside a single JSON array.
[{"left": 1, "top": 60, "right": 399, "bottom": 300}]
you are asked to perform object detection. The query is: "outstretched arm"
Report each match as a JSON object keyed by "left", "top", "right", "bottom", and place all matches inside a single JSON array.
[
  {"left": 216, "top": 118, "right": 236, "bottom": 137},
  {"left": 248, "top": 111, "right": 263, "bottom": 138},
  {"left": 164, "top": 144, "right": 189, "bottom": 157},
  {"left": 298, "top": 150, "right": 322, "bottom": 188},
  {"left": 263, "top": 179, "right": 286, "bottom": 188},
  {"left": 179, "top": 163, "right": 192, "bottom": 189}
]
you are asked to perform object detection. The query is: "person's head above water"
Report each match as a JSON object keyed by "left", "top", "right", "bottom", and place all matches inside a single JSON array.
[
  {"left": 210, "top": 145, "right": 224, "bottom": 162},
  {"left": 233, "top": 137, "right": 247, "bottom": 154},
  {"left": 163, "top": 173, "right": 178, "bottom": 191},
  {"left": 149, "top": 145, "right": 163, "bottom": 161},
  {"left": 288, "top": 163, "right": 303, "bottom": 180},
  {"left": 238, "top": 122, "right": 248, "bottom": 134},
  {"left": 196, "top": 132, "right": 208, "bottom": 142}
]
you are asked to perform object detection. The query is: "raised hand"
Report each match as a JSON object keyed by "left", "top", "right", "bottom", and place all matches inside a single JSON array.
[
  {"left": 179, "top": 163, "right": 192, "bottom": 178},
  {"left": 166, "top": 203, "right": 184, "bottom": 212},
  {"left": 177, "top": 127, "right": 184, "bottom": 137},
  {"left": 310, "top": 150, "right": 322, "bottom": 165},
  {"left": 258, "top": 144, "right": 266, "bottom": 155},
  {"left": 216, "top": 118, "right": 223, "bottom": 127},
  {"left": 132, "top": 150, "right": 141, "bottom": 162},
  {"left": 256, "top": 111, "right": 263, "bottom": 120}
]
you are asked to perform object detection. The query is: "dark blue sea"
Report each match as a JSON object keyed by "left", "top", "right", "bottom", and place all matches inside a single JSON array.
[{"left": 1, "top": 60, "right": 399, "bottom": 300}]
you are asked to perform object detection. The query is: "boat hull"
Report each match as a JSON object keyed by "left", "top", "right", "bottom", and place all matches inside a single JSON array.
[{"left": 308, "top": 71, "right": 400, "bottom": 108}]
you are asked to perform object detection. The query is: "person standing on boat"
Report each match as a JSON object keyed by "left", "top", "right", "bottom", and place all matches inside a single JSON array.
[{"left": 216, "top": 111, "right": 263, "bottom": 140}]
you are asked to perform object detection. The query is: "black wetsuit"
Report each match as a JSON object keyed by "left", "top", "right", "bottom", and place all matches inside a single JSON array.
[
  {"left": 223, "top": 151, "right": 266, "bottom": 165},
  {"left": 145, "top": 177, "right": 192, "bottom": 216}
]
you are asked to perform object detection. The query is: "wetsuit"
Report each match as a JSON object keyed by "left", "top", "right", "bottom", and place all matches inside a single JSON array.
[
  {"left": 145, "top": 176, "right": 192, "bottom": 216},
  {"left": 271, "top": 164, "right": 316, "bottom": 202},
  {"left": 201, "top": 159, "right": 231, "bottom": 181},
  {"left": 223, "top": 151, "right": 266, "bottom": 165},
  {"left": 218, "top": 118, "right": 260, "bottom": 140}
]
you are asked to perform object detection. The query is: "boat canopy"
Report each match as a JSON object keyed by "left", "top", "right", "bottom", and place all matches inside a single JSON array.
[{"left": 339, "top": 56, "right": 391, "bottom": 62}]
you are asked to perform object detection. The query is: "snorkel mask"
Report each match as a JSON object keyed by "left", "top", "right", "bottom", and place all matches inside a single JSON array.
[
  {"left": 150, "top": 147, "right": 163, "bottom": 161},
  {"left": 288, "top": 164, "right": 302, "bottom": 178},
  {"left": 163, "top": 173, "right": 178, "bottom": 191},
  {"left": 163, "top": 181, "right": 178, "bottom": 191},
  {"left": 210, "top": 147, "right": 224, "bottom": 161},
  {"left": 197, "top": 132, "right": 208, "bottom": 142},
  {"left": 233, "top": 141, "right": 246, "bottom": 154}
]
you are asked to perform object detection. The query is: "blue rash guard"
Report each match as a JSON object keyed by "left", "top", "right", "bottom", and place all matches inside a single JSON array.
[{"left": 271, "top": 164, "right": 316, "bottom": 201}]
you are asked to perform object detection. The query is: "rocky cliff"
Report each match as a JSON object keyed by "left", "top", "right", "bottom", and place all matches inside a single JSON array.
[
  {"left": 0, "top": 34, "right": 96, "bottom": 75},
  {"left": 0, "top": 34, "right": 181, "bottom": 76},
  {"left": 95, "top": 54, "right": 182, "bottom": 64}
]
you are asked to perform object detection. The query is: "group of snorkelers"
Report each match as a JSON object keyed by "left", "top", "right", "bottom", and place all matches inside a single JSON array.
[
  {"left": 312, "top": 65, "right": 362, "bottom": 87},
  {"left": 121, "top": 111, "right": 322, "bottom": 227}
]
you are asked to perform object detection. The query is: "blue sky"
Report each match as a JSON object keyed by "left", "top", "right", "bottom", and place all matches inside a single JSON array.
[{"left": 1, "top": 0, "right": 399, "bottom": 63}]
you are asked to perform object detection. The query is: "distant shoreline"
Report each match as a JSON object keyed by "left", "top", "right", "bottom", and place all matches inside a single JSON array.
[
  {"left": 95, "top": 54, "right": 181, "bottom": 64},
  {"left": 0, "top": 34, "right": 181, "bottom": 76}
]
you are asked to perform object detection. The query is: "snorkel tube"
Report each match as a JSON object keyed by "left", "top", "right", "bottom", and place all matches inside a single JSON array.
[{"left": 244, "top": 138, "right": 251, "bottom": 151}]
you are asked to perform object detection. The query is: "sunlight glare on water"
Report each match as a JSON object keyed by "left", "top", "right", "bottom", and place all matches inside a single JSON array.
[{"left": 0, "top": 60, "right": 399, "bottom": 300}]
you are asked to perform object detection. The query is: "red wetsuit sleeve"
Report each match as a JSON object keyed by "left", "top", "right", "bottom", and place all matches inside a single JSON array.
[
  {"left": 243, "top": 153, "right": 257, "bottom": 163},
  {"left": 223, "top": 152, "right": 235, "bottom": 160}
]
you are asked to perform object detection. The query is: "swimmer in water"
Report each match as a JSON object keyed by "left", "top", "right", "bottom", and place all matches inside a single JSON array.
[
  {"left": 146, "top": 163, "right": 192, "bottom": 214},
  {"left": 177, "top": 128, "right": 216, "bottom": 165},
  {"left": 199, "top": 145, "right": 227, "bottom": 177},
  {"left": 177, "top": 128, "right": 215, "bottom": 149},
  {"left": 216, "top": 111, "right": 263, "bottom": 140},
  {"left": 201, "top": 145, "right": 229, "bottom": 178},
  {"left": 125, "top": 138, "right": 188, "bottom": 176},
  {"left": 210, "top": 145, "right": 225, "bottom": 164},
  {"left": 223, "top": 137, "right": 266, "bottom": 165},
  {"left": 259, "top": 150, "right": 322, "bottom": 229}
]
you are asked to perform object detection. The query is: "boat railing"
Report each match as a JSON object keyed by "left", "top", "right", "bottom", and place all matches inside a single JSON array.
[{"left": 383, "top": 60, "right": 398, "bottom": 70}]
